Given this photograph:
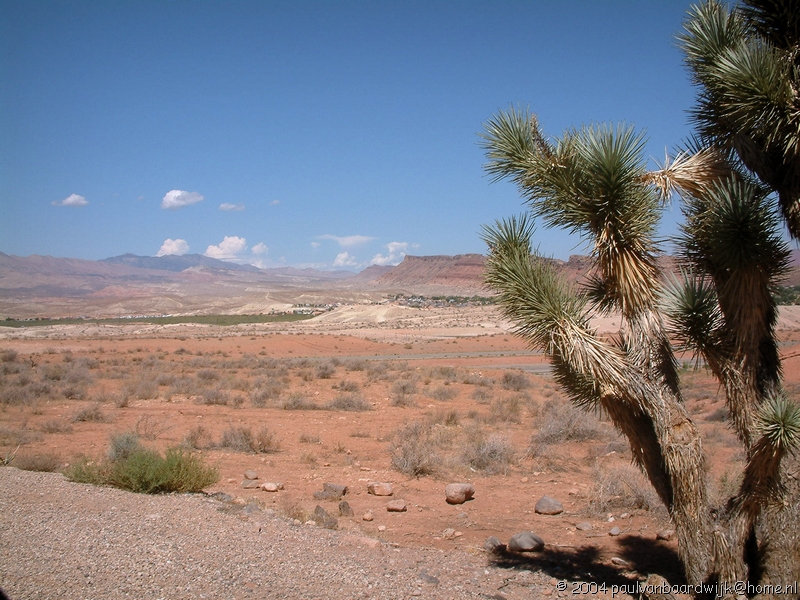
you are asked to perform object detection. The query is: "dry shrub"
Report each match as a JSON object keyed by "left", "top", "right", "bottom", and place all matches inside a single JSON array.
[
  {"left": 40, "top": 419, "right": 73, "bottom": 434},
  {"left": 501, "top": 371, "right": 530, "bottom": 391},
  {"left": 532, "top": 401, "right": 607, "bottom": 444},
  {"left": 315, "top": 361, "right": 336, "bottom": 379},
  {"left": 123, "top": 377, "right": 158, "bottom": 400},
  {"left": 72, "top": 403, "right": 108, "bottom": 423},
  {"left": 390, "top": 380, "right": 417, "bottom": 407},
  {"left": 327, "top": 393, "right": 372, "bottom": 412},
  {"left": 428, "top": 385, "right": 457, "bottom": 402},
  {"left": 471, "top": 388, "right": 492, "bottom": 404},
  {"left": 249, "top": 380, "right": 283, "bottom": 407},
  {"left": 218, "top": 425, "right": 279, "bottom": 454},
  {"left": 489, "top": 396, "right": 523, "bottom": 423},
  {"left": 135, "top": 415, "right": 170, "bottom": 440},
  {"left": 389, "top": 420, "right": 442, "bottom": 477},
  {"left": 13, "top": 452, "right": 62, "bottom": 472},
  {"left": 281, "top": 393, "right": 319, "bottom": 410},
  {"left": 195, "top": 388, "right": 232, "bottom": 406},
  {"left": 587, "top": 463, "right": 665, "bottom": 515},
  {"left": 429, "top": 409, "right": 460, "bottom": 427},
  {"left": 183, "top": 425, "right": 214, "bottom": 450},
  {"left": 333, "top": 379, "right": 360, "bottom": 392},
  {"left": 460, "top": 431, "right": 515, "bottom": 475}
]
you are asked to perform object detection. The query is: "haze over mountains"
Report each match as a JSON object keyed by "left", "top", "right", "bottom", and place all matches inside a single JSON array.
[{"left": 1, "top": 249, "right": 799, "bottom": 319}]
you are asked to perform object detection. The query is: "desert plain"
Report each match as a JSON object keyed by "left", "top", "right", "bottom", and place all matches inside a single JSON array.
[{"left": 2, "top": 298, "right": 800, "bottom": 598}]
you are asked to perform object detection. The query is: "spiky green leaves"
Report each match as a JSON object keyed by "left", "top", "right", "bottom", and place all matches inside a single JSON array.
[
  {"left": 680, "top": 178, "right": 790, "bottom": 281},
  {"left": 480, "top": 109, "right": 663, "bottom": 317},
  {"left": 665, "top": 273, "right": 724, "bottom": 359},
  {"left": 679, "top": 0, "right": 800, "bottom": 238},
  {"left": 481, "top": 215, "right": 588, "bottom": 352},
  {"left": 756, "top": 394, "right": 800, "bottom": 455}
]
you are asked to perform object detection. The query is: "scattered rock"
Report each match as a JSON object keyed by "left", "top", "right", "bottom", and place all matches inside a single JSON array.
[
  {"left": 243, "top": 470, "right": 258, "bottom": 480},
  {"left": 243, "top": 502, "right": 261, "bottom": 514},
  {"left": 312, "top": 505, "right": 338, "bottom": 529},
  {"left": 362, "top": 511, "right": 374, "bottom": 522},
  {"left": 611, "top": 557, "right": 629, "bottom": 567},
  {"left": 442, "top": 528, "right": 456, "bottom": 540},
  {"left": 656, "top": 529, "right": 675, "bottom": 541},
  {"left": 241, "top": 480, "right": 261, "bottom": 489},
  {"left": 534, "top": 496, "right": 563, "bottom": 515},
  {"left": 260, "top": 482, "right": 282, "bottom": 492},
  {"left": 386, "top": 499, "right": 407, "bottom": 512},
  {"left": 483, "top": 536, "right": 506, "bottom": 553},
  {"left": 418, "top": 571, "right": 440, "bottom": 585},
  {"left": 378, "top": 525, "right": 387, "bottom": 532},
  {"left": 609, "top": 526, "right": 622, "bottom": 536},
  {"left": 338, "top": 500, "right": 354, "bottom": 517},
  {"left": 367, "top": 482, "right": 394, "bottom": 496},
  {"left": 507, "top": 531, "right": 545, "bottom": 553},
  {"left": 313, "top": 482, "right": 348, "bottom": 501},
  {"left": 575, "top": 522, "right": 593, "bottom": 531},
  {"left": 445, "top": 483, "right": 475, "bottom": 505}
]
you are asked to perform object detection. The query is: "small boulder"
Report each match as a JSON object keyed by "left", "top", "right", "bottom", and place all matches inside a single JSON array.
[
  {"left": 508, "top": 531, "right": 545, "bottom": 553},
  {"left": 656, "top": 529, "right": 675, "bottom": 541},
  {"left": 367, "top": 482, "right": 394, "bottom": 496},
  {"left": 575, "top": 522, "right": 593, "bottom": 531},
  {"left": 442, "top": 528, "right": 457, "bottom": 540},
  {"left": 313, "top": 482, "right": 348, "bottom": 501},
  {"left": 611, "top": 557, "right": 629, "bottom": 567},
  {"left": 483, "top": 536, "right": 506, "bottom": 554},
  {"left": 260, "top": 482, "right": 281, "bottom": 492},
  {"left": 312, "top": 505, "right": 338, "bottom": 529},
  {"left": 445, "top": 483, "right": 475, "bottom": 505},
  {"left": 386, "top": 499, "right": 407, "bottom": 512},
  {"left": 338, "top": 500, "right": 354, "bottom": 517},
  {"left": 243, "top": 470, "right": 259, "bottom": 480},
  {"left": 609, "top": 526, "right": 622, "bottom": 536},
  {"left": 241, "top": 480, "right": 261, "bottom": 489},
  {"left": 534, "top": 496, "right": 563, "bottom": 515},
  {"left": 362, "top": 511, "right": 374, "bottom": 521}
]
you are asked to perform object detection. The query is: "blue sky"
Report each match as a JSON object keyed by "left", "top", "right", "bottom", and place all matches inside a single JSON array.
[{"left": 1, "top": 1, "right": 699, "bottom": 270}]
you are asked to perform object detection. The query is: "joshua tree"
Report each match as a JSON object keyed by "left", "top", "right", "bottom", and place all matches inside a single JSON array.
[
  {"left": 680, "top": 0, "right": 800, "bottom": 239},
  {"left": 480, "top": 106, "right": 799, "bottom": 596}
]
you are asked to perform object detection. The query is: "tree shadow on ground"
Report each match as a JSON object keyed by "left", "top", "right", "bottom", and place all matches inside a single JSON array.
[{"left": 488, "top": 534, "right": 685, "bottom": 589}]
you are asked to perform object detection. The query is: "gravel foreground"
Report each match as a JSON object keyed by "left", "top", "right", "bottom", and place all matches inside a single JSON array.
[{"left": 0, "top": 468, "right": 556, "bottom": 600}]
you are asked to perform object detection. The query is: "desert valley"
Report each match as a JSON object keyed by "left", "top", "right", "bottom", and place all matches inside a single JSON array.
[{"left": 2, "top": 251, "right": 800, "bottom": 599}]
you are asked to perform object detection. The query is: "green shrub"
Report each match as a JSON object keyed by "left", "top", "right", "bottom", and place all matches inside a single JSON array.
[
  {"left": 65, "top": 448, "right": 218, "bottom": 494},
  {"left": 108, "top": 431, "right": 143, "bottom": 462}
]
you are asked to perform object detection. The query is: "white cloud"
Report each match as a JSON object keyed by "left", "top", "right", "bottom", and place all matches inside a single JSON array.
[
  {"left": 333, "top": 252, "right": 358, "bottom": 267},
  {"left": 157, "top": 238, "right": 190, "bottom": 256},
  {"left": 161, "top": 190, "right": 204, "bottom": 209},
  {"left": 310, "top": 241, "right": 321, "bottom": 249},
  {"left": 52, "top": 193, "right": 88, "bottom": 207},
  {"left": 371, "top": 241, "right": 414, "bottom": 266},
  {"left": 252, "top": 242, "right": 268, "bottom": 255},
  {"left": 318, "top": 234, "right": 375, "bottom": 247},
  {"left": 204, "top": 236, "right": 247, "bottom": 260},
  {"left": 219, "top": 203, "right": 245, "bottom": 211},
  {"left": 270, "top": 199, "right": 280, "bottom": 205}
]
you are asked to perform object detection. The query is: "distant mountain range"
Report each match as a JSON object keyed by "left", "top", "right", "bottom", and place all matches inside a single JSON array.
[{"left": 1, "top": 249, "right": 799, "bottom": 319}]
